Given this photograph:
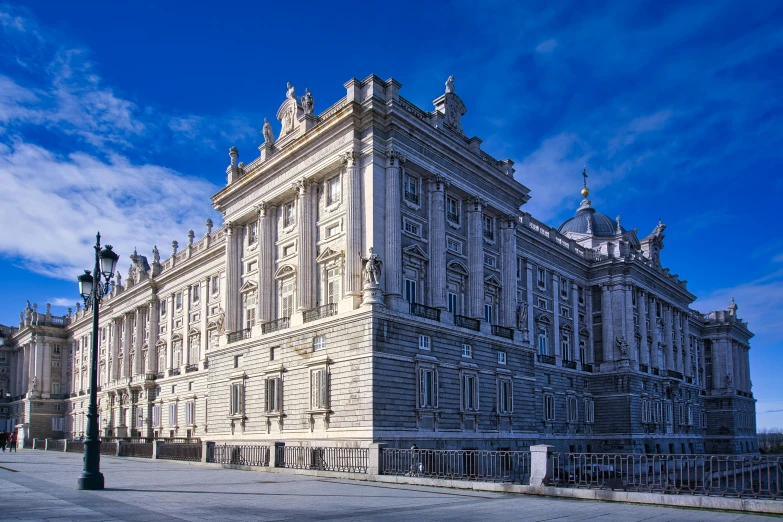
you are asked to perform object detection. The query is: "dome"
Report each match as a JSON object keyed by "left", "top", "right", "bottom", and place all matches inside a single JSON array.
[{"left": 558, "top": 199, "right": 625, "bottom": 237}]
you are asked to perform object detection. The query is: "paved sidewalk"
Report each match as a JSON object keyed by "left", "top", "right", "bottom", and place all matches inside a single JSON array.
[{"left": 0, "top": 450, "right": 776, "bottom": 521}]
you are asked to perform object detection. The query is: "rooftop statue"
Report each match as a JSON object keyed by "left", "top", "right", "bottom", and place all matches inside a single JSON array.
[
  {"left": 262, "top": 117, "right": 274, "bottom": 144},
  {"left": 286, "top": 82, "right": 296, "bottom": 100},
  {"left": 301, "top": 88, "right": 314, "bottom": 115}
]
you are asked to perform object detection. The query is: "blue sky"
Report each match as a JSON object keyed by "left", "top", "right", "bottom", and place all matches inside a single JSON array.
[{"left": 1, "top": 1, "right": 782, "bottom": 426}]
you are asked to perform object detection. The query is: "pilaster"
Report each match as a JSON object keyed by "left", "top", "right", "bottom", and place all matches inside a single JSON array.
[
  {"left": 224, "top": 224, "right": 242, "bottom": 332},
  {"left": 625, "top": 284, "right": 636, "bottom": 362},
  {"left": 673, "top": 309, "right": 683, "bottom": 374},
  {"left": 552, "top": 275, "right": 560, "bottom": 360},
  {"left": 296, "top": 179, "right": 315, "bottom": 312},
  {"left": 639, "top": 290, "right": 650, "bottom": 367},
  {"left": 384, "top": 150, "right": 404, "bottom": 306},
  {"left": 343, "top": 151, "right": 362, "bottom": 299},
  {"left": 257, "top": 203, "right": 276, "bottom": 323},
  {"left": 525, "top": 260, "right": 534, "bottom": 336},
  {"left": 41, "top": 341, "right": 51, "bottom": 398},
  {"left": 466, "top": 197, "right": 484, "bottom": 319},
  {"left": 571, "top": 282, "right": 579, "bottom": 362},
  {"left": 429, "top": 176, "right": 447, "bottom": 310},
  {"left": 663, "top": 304, "right": 674, "bottom": 371},
  {"left": 601, "top": 284, "right": 613, "bottom": 365},
  {"left": 500, "top": 216, "right": 517, "bottom": 327}
]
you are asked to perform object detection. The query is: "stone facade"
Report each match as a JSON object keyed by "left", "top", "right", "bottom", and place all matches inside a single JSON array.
[{"left": 2, "top": 74, "right": 757, "bottom": 454}]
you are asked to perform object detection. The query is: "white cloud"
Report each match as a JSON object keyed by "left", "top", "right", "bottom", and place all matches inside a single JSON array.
[
  {"left": 49, "top": 297, "right": 74, "bottom": 308},
  {"left": 535, "top": 38, "right": 558, "bottom": 53}
]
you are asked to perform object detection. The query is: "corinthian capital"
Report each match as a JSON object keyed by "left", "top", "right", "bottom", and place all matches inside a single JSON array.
[
  {"left": 341, "top": 150, "right": 359, "bottom": 167},
  {"left": 387, "top": 147, "right": 407, "bottom": 168}
]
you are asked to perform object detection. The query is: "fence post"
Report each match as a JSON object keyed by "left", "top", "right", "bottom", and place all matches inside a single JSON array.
[
  {"left": 33, "top": 438, "right": 38, "bottom": 450},
  {"left": 116, "top": 440, "right": 123, "bottom": 457},
  {"left": 529, "top": 444, "right": 555, "bottom": 487},
  {"left": 368, "top": 443, "right": 385, "bottom": 476},
  {"left": 63, "top": 439, "right": 68, "bottom": 452},
  {"left": 201, "top": 440, "right": 210, "bottom": 464},
  {"left": 45, "top": 438, "right": 50, "bottom": 451},
  {"left": 152, "top": 439, "right": 162, "bottom": 460},
  {"left": 270, "top": 442, "right": 284, "bottom": 467}
]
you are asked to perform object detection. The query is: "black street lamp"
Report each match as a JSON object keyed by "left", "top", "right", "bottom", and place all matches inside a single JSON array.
[{"left": 76, "top": 232, "right": 119, "bottom": 490}]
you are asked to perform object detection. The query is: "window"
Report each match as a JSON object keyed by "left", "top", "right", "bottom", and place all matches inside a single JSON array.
[
  {"left": 265, "top": 377, "right": 281, "bottom": 412},
  {"left": 418, "top": 335, "right": 431, "bottom": 351},
  {"left": 537, "top": 268, "right": 546, "bottom": 289},
  {"left": 326, "top": 267, "right": 340, "bottom": 304},
  {"left": 585, "top": 399, "right": 595, "bottom": 423},
  {"left": 687, "top": 405, "right": 693, "bottom": 426},
  {"left": 326, "top": 224, "right": 340, "bottom": 238},
  {"left": 185, "top": 401, "right": 194, "bottom": 425},
  {"left": 544, "top": 394, "right": 555, "bottom": 421},
  {"left": 537, "top": 298, "right": 548, "bottom": 310},
  {"left": 461, "top": 343, "right": 472, "bottom": 358},
  {"left": 482, "top": 214, "right": 494, "bottom": 240},
  {"left": 168, "top": 403, "right": 178, "bottom": 426},
  {"left": 560, "top": 284, "right": 568, "bottom": 299},
  {"left": 498, "top": 379, "right": 513, "bottom": 414},
  {"left": 311, "top": 369, "right": 329, "bottom": 410},
  {"left": 53, "top": 344, "right": 61, "bottom": 355},
  {"left": 211, "top": 275, "right": 220, "bottom": 295},
  {"left": 248, "top": 221, "right": 258, "bottom": 244},
  {"left": 498, "top": 351, "right": 507, "bottom": 365},
  {"left": 52, "top": 382, "right": 60, "bottom": 395},
  {"left": 403, "top": 219, "right": 421, "bottom": 237},
  {"left": 484, "top": 254, "right": 496, "bottom": 268},
  {"left": 281, "top": 279, "right": 294, "bottom": 318},
  {"left": 404, "top": 278, "right": 417, "bottom": 304},
  {"left": 567, "top": 396, "right": 578, "bottom": 422},
  {"left": 484, "top": 304, "right": 493, "bottom": 324},
  {"left": 327, "top": 176, "right": 341, "bottom": 205},
  {"left": 462, "top": 373, "right": 479, "bottom": 411},
  {"left": 176, "top": 293, "right": 183, "bottom": 310},
  {"left": 244, "top": 292, "right": 256, "bottom": 329},
  {"left": 231, "top": 382, "right": 244, "bottom": 416},
  {"left": 136, "top": 406, "right": 144, "bottom": 428},
  {"left": 560, "top": 306, "right": 570, "bottom": 318},
  {"left": 446, "top": 237, "right": 462, "bottom": 253},
  {"left": 579, "top": 340, "right": 587, "bottom": 362},
  {"left": 284, "top": 202, "right": 296, "bottom": 228},
  {"left": 283, "top": 244, "right": 295, "bottom": 258},
  {"left": 578, "top": 286, "right": 585, "bottom": 305},
  {"left": 51, "top": 417, "right": 64, "bottom": 431},
  {"left": 446, "top": 196, "right": 460, "bottom": 223},
  {"left": 447, "top": 292, "right": 458, "bottom": 314},
  {"left": 701, "top": 411, "right": 707, "bottom": 429},
  {"left": 404, "top": 174, "right": 419, "bottom": 205},
  {"left": 313, "top": 335, "right": 325, "bottom": 351},
  {"left": 561, "top": 332, "right": 572, "bottom": 361},
  {"left": 538, "top": 327, "right": 548, "bottom": 355},
  {"left": 419, "top": 367, "right": 437, "bottom": 409},
  {"left": 234, "top": 355, "right": 242, "bottom": 368}
]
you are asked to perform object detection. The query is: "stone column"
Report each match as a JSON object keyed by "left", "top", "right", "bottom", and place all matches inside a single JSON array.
[
  {"left": 147, "top": 299, "right": 158, "bottom": 374},
  {"left": 571, "top": 282, "right": 580, "bottom": 362},
  {"left": 41, "top": 342, "right": 51, "bottom": 397},
  {"left": 673, "top": 309, "right": 683, "bottom": 374},
  {"left": 732, "top": 342, "right": 741, "bottom": 391},
  {"left": 343, "top": 151, "right": 362, "bottom": 298},
  {"left": 500, "top": 217, "right": 517, "bottom": 327},
  {"left": 384, "top": 151, "right": 405, "bottom": 304},
  {"left": 33, "top": 339, "right": 43, "bottom": 386},
  {"left": 625, "top": 285, "right": 636, "bottom": 362},
  {"left": 257, "top": 203, "right": 275, "bottom": 323},
  {"left": 525, "top": 260, "right": 534, "bottom": 335},
  {"left": 200, "top": 279, "right": 208, "bottom": 364},
  {"left": 639, "top": 290, "right": 650, "bottom": 367},
  {"left": 663, "top": 305, "right": 674, "bottom": 371},
  {"left": 744, "top": 346, "right": 752, "bottom": 392},
  {"left": 296, "top": 179, "right": 315, "bottom": 312},
  {"left": 552, "top": 275, "right": 561, "bottom": 358},
  {"left": 466, "top": 197, "right": 484, "bottom": 319},
  {"left": 601, "top": 284, "right": 614, "bottom": 364},
  {"left": 429, "top": 176, "right": 447, "bottom": 310},
  {"left": 134, "top": 308, "right": 143, "bottom": 376},
  {"left": 165, "top": 295, "right": 174, "bottom": 371},
  {"left": 112, "top": 319, "right": 121, "bottom": 381},
  {"left": 586, "top": 287, "right": 594, "bottom": 364},
  {"left": 22, "top": 345, "right": 30, "bottom": 394},
  {"left": 123, "top": 313, "right": 132, "bottom": 378},
  {"left": 683, "top": 313, "right": 692, "bottom": 378},
  {"left": 224, "top": 224, "right": 241, "bottom": 332}
]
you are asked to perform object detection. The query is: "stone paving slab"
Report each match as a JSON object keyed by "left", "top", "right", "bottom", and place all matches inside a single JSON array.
[{"left": 0, "top": 450, "right": 778, "bottom": 521}]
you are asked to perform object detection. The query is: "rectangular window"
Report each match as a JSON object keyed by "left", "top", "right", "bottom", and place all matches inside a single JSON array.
[
  {"left": 560, "top": 306, "right": 570, "bottom": 318},
  {"left": 461, "top": 343, "right": 472, "bottom": 358},
  {"left": 327, "top": 176, "right": 341, "bottom": 205},
  {"left": 578, "top": 286, "right": 585, "bottom": 305},
  {"left": 327, "top": 268, "right": 341, "bottom": 304},
  {"left": 462, "top": 374, "right": 478, "bottom": 411},
  {"left": 136, "top": 406, "right": 144, "bottom": 428},
  {"left": 418, "top": 335, "right": 431, "bottom": 351},
  {"left": 211, "top": 275, "right": 220, "bottom": 294},
  {"left": 537, "top": 268, "right": 546, "bottom": 288},
  {"left": 419, "top": 368, "right": 437, "bottom": 409},
  {"left": 498, "top": 351, "right": 507, "bottom": 365},
  {"left": 484, "top": 254, "right": 496, "bottom": 268},
  {"left": 168, "top": 403, "right": 177, "bottom": 426},
  {"left": 585, "top": 399, "right": 595, "bottom": 423},
  {"left": 404, "top": 175, "right": 419, "bottom": 204},
  {"left": 447, "top": 292, "right": 458, "bottom": 314},
  {"left": 282, "top": 244, "right": 295, "bottom": 258},
  {"left": 284, "top": 202, "right": 296, "bottom": 228},
  {"left": 403, "top": 219, "right": 421, "bottom": 237},
  {"left": 567, "top": 396, "right": 578, "bottom": 422},
  {"left": 176, "top": 293, "right": 183, "bottom": 310},
  {"left": 579, "top": 340, "right": 586, "bottom": 362},
  {"left": 231, "top": 382, "right": 243, "bottom": 416},
  {"left": 537, "top": 298, "right": 548, "bottom": 310},
  {"left": 311, "top": 369, "right": 329, "bottom": 410},
  {"left": 326, "top": 224, "right": 340, "bottom": 238},
  {"left": 482, "top": 214, "right": 494, "bottom": 240},
  {"left": 265, "top": 378, "right": 281, "bottom": 412},
  {"left": 544, "top": 394, "right": 555, "bottom": 421},
  {"left": 498, "top": 379, "right": 513, "bottom": 413},
  {"left": 560, "top": 284, "right": 568, "bottom": 299},
  {"left": 53, "top": 344, "right": 61, "bottom": 355},
  {"left": 446, "top": 196, "right": 460, "bottom": 223},
  {"left": 446, "top": 237, "right": 462, "bottom": 253},
  {"left": 561, "top": 333, "right": 571, "bottom": 361},
  {"left": 313, "top": 335, "right": 325, "bottom": 351},
  {"left": 281, "top": 280, "right": 294, "bottom": 318},
  {"left": 248, "top": 221, "right": 258, "bottom": 244},
  {"left": 404, "top": 278, "right": 417, "bottom": 304},
  {"left": 538, "top": 327, "right": 548, "bottom": 355},
  {"left": 185, "top": 401, "right": 194, "bottom": 425},
  {"left": 152, "top": 405, "right": 160, "bottom": 427},
  {"left": 484, "top": 304, "right": 492, "bottom": 324}
]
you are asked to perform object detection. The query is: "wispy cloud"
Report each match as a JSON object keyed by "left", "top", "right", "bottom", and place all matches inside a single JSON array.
[{"left": 535, "top": 38, "right": 557, "bottom": 53}]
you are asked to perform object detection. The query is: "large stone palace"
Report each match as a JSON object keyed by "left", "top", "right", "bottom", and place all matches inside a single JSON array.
[{"left": 0, "top": 75, "right": 757, "bottom": 454}]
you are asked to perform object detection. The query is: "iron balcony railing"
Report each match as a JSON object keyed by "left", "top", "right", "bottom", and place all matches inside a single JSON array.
[
  {"left": 491, "top": 325, "right": 514, "bottom": 340},
  {"left": 538, "top": 354, "right": 556, "bottom": 365},
  {"left": 168, "top": 368, "right": 181, "bottom": 377},
  {"left": 303, "top": 303, "right": 338, "bottom": 323},
  {"left": 380, "top": 448, "right": 530, "bottom": 484},
  {"left": 581, "top": 363, "right": 594, "bottom": 373},
  {"left": 185, "top": 363, "right": 199, "bottom": 373},
  {"left": 548, "top": 452, "right": 783, "bottom": 500},
  {"left": 404, "top": 191, "right": 419, "bottom": 205},
  {"left": 261, "top": 317, "right": 290, "bottom": 334},
  {"left": 562, "top": 360, "right": 577, "bottom": 370},
  {"left": 155, "top": 372, "right": 165, "bottom": 380},
  {"left": 208, "top": 444, "right": 270, "bottom": 466},
  {"left": 454, "top": 315, "right": 480, "bottom": 331},
  {"left": 447, "top": 211, "right": 460, "bottom": 223},
  {"left": 410, "top": 303, "right": 441, "bottom": 322},
  {"left": 651, "top": 367, "right": 660, "bottom": 376},
  {"left": 276, "top": 445, "right": 368, "bottom": 473},
  {"left": 667, "top": 370, "right": 684, "bottom": 380},
  {"left": 639, "top": 364, "right": 649, "bottom": 373},
  {"left": 227, "top": 328, "right": 251, "bottom": 344}
]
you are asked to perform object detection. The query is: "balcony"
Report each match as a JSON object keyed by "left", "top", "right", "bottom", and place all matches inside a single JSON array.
[
  {"left": 651, "top": 367, "right": 660, "bottom": 376},
  {"left": 447, "top": 211, "right": 460, "bottom": 224},
  {"left": 666, "top": 370, "right": 683, "bottom": 380},
  {"left": 185, "top": 364, "right": 199, "bottom": 373},
  {"left": 454, "top": 315, "right": 480, "bottom": 331},
  {"left": 562, "top": 359, "right": 577, "bottom": 370},
  {"left": 404, "top": 191, "right": 419, "bottom": 205},
  {"left": 410, "top": 303, "right": 441, "bottom": 322},
  {"left": 491, "top": 325, "right": 514, "bottom": 340},
  {"left": 685, "top": 376, "right": 693, "bottom": 384},
  {"left": 303, "top": 303, "right": 338, "bottom": 323},
  {"left": 261, "top": 317, "right": 290, "bottom": 334},
  {"left": 581, "top": 363, "right": 594, "bottom": 373},
  {"left": 537, "top": 354, "right": 556, "bottom": 365},
  {"left": 155, "top": 372, "right": 165, "bottom": 380},
  {"left": 639, "top": 364, "right": 649, "bottom": 373},
  {"left": 227, "top": 328, "right": 251, "bottom": 344},
  {"left": 203, "top": 359, "right": 210, "bottom": 370},
  {"left": 168, "top": 368, "right": 181, "bottom": 377}
]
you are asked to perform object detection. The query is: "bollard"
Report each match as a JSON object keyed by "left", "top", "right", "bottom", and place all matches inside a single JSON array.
[
  {"left": 63, "top": 439, "right": 68, "bottom": 452},
  {"left": 529, "top": 444, "right": 555, "bottom": 487},
  {"left": 201, "top": 440, "right": 211, "bottom": 464},
  {"left": 45, "top": 438, "right": 50, "bottom": 451},
  {"left": 152, "top": 439, "right": 162, "bottom": 459},
  {"left": 270, "top": 442, "right": 284, "bottom": 467},
  {"left": 368, "top": 443, "right": 385, "bottom": 476}
]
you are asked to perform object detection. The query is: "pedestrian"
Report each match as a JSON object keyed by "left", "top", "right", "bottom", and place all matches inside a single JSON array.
[
  {"left": 0, "top": 430, "right": 8, "bottom": 452},
  {"left": 8, "top": 431, "right": 17, "bottom": 452}
]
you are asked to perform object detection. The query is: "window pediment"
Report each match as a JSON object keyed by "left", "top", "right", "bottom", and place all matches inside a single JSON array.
[
  {"left": 484, "top": 274, "right": 502, "bottom": 287},
  {"left": 403, "top": 244, "right": 429, "bottom": 261},
  {"left": 239, "top": 280, "right": 258, "bottom": 293},
  {"left": 274, "top": 264, "right": 296, "bottom": 279},
  {"left": 316, "top": 247, "right": 344, "bottom": 264},
  {"left": 447, "top": 260, "right": 468, "bottom": 276}
]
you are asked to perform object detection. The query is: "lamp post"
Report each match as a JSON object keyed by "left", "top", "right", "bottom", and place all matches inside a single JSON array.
[{"left": 76, "top": 232, "right": 119, "bottom": 490}]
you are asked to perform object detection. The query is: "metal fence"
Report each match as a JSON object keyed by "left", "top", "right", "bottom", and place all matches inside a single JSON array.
[
  {"left": 380, "top": 448, "right": 531, "bottom": 484},
  {"left": 46, "top": 439, "right": 65, "bottom": 451},
  {"left": 276, "top": 446, "right": 368, "bottom": 473},
  {"left": 99, "top": 442, "right": 118, "bottom": 455},
  {"left": 208, "top": 444, "right": 270, "bottom": 466},
  {"left": 157, "top": 442, "right": 202, "bottom": 462},
  {"left": 118, "top": 442, "right": 153, "bottom": 458},
  {"left": 548, "top": 453, "right": 783, "bottom": 500},
  {"left": 66, "top": 440, "right": 84, "bottom": 453}
]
